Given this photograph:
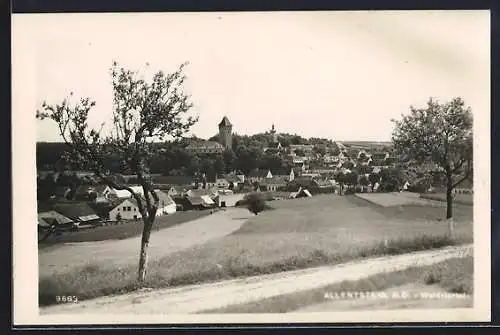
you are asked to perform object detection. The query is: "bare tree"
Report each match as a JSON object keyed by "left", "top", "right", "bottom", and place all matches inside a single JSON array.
[{"left": 37, "top": 61, "right": 198, "bottom": 282}]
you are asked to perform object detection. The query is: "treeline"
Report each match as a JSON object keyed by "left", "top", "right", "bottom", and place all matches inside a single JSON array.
[{"left": 36, "top": 132, "right": 338, "bottom": 177}]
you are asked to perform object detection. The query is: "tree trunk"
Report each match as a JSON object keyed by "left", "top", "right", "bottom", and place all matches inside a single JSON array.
[
  {"left": 137, "top": 216, "right": 154, "bottom": 283},
  {"left": 446, "top": 175, "right": 454, "bottom": 238},
  {"left": 446, "top": 177, "right": 453, "bottom": 219}
]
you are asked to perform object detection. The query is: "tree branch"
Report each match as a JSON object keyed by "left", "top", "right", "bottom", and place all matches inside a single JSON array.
[
  {"left": 94, "top": 171, "right": 149, "bottom": 219},
  {"left": 451, "top": 168, "right": 471, "bottom": 189}
]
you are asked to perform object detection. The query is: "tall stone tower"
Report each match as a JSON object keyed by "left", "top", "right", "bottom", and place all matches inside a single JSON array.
[{"left": 218, "top": 116, "right": 232, "bottom": 150}]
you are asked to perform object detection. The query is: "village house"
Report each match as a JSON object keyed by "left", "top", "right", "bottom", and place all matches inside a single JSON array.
[
  {"left": 260, "top": 176, "right": 288, "bottom": 192},
  {"left": 185, "top": 188, "right": 219, "bottom": 208},
  {"left": 264, "top": 142, "right": 283, "bottom": 154},
  {"left": 165, "top": 185, "right": 188, "bottom": 197},
  {"left": 106, "top": 187, "right": 133, "bottom": 199},
  {"left": 218, "top": 193, "right": 246, "bottom": 207},
  {"left": 290, "top": 187, "right": 313, "bottom": 199},
  {"left": 371, "top": 152, "right": 390, "bottom": 161},
  {"left": 38, "top": 210, "right": 74, "bottom": 228},
  {"left": 52, "top": 202, "right": 102, "bottom": 228},
  {"left": 248, "top": 169, "right": 273, "bottom": 184},
  {"left": 289, "top": 176, "right": 320, "bottom": 189},
  {"left": 271, "top": 168, "right": 295, "bottom": 182},
  {"left": 289, "top": 144, "right": 314, "bottom": 154},
  {"left": 108, "top": 198, "right": 139, "bottom": 221},
  {"left": 216, "top": 174, "right": 241, "bottom": 189},
  {"left": 187, "top": 195, "right": 217, "bottom": 210},
  {"left": 195, "top": 173, "right": 217, "bottom": 189},
  {"left": 108, "top": 190, "right": 176, "bottom": 221},
  {"left": 74, "top": 184, "right": 114, "bottom": 202}
]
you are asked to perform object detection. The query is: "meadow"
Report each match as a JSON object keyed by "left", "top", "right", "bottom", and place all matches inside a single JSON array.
[
  {"left": 420, "top": 193, "right": 473, "bottom": 206},
  {"left": 39, "top": 194, "right": 473, "bottom": 306}
]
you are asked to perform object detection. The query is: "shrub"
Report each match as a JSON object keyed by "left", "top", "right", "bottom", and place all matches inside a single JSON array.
[{"left": 245, "top": 193, "right": 266, "bottom": 215}]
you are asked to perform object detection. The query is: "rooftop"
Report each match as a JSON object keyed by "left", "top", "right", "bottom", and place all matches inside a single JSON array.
[{"left": 218, "top": 116, "right": 232, "bottom": 128}]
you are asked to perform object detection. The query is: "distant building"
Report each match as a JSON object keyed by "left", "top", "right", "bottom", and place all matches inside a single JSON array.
[
  {"left": 185, "top": 140, "right": 225, "bottom": 154},
  {"left": 248, "top": 169, "right": 273, "bottom": 184},
  {"left": 260, "top": 176, "right": 288, "bottom": 192},
  {"left": 218, "top": 116, "right": 233, "bottom": 150},
  {"left": 185, "top": 116, "right": 233, "bottom": 154},
  {"left": 290, "top": 144, "right": 314, "bottom": 153},
  {"left": 270, "top": 124, "right": 278, "bottom": 143}
]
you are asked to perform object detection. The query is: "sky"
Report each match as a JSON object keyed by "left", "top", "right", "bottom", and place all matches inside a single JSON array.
[{"left": 14, "top": 10, "right": 490, "bottom": 142}]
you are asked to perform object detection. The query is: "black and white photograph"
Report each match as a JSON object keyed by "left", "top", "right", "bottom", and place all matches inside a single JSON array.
[{"left": 12, "top": 10, "right": 490, "bottom": 324}]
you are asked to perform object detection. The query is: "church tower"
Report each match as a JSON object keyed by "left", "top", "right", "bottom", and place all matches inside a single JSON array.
[
  {"left": 270, "top": 124, "right": 278, "bottom": 143},
  {"left": 218, "top": 116, "right": 232, "bottom": 150}
]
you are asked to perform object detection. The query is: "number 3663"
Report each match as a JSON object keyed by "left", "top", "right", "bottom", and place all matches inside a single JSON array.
[{"left": 56, "top": 295, "right": 78, "bottom": 303}]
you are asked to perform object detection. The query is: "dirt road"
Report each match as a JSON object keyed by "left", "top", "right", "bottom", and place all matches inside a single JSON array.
[
  {"left": 39, "top": 208, "right": 252, "bottom": 276},
  {"left": 40, "top": 244, "right": 472, "bottom": 314}
]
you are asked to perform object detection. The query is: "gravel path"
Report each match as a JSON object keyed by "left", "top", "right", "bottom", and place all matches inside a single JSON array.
[
  {"left": 40, "top": 244, "right": 472, "bottom": 314},
  {"left": 39, "top": 208, "right": 252, "bottom": 277}
]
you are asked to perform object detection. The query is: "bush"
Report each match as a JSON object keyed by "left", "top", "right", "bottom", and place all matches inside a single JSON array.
[{"left": 245, "top": 193, "right": 266, "bottom": 215}]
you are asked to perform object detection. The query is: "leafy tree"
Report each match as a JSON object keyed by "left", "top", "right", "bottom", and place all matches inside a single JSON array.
[
  {"left": 369, "top": 172, "right": 380, "bottom": 189},
  {"left": 200, "top": 157, "right": 215, "bottom": 179},
  {"left": 290, "top": 135, "right": 303, "bottom": 145},
  {"left": 332, "top": 147, "right": 341, "bottom": 156},
  {"left": 346, "top": 171, "right": 359, "bottom": 187},
  {"left": 36, "top": 61, "right": 197, "bottom": 283},
  {"left": 357, "top": 164, "right": 372, "bottom": 175},
  {"left": 359, "top": 175, "right": 369, "bottom": 187},
  {"left": 213, "top": 155, "right": 226, "bottom": 176},
  {"left": 245, "top": 192, "right": 266, "bottom": 215},
  {"left": 379, "top": 168, "right": 404, "bottom": 192},
  {"left": 235, "top": 146, "right": 261, "bottom": 174},
  {"left": 335, "top": 172, "right": 346, "bottom": 195},
  {"left": 391, "top": 97, "right": 473, "bottom": 220},
  {"left": 223, "top": 149, "right": 236, "bottom": 173},
  {"left": 259, "top": 154, "right": 283, "bottom": 172},
  {"left": 37, "top": 173, "right": 57, "bottom": 200},
  {"left": 189, "top": 156, "right": 202, "bottom": 176}
]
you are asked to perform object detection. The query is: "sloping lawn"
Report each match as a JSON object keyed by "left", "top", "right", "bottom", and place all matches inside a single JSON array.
[
  {"left": 39, "top": 195, "right": 473, "bottom": 306},
  {"left": 38, "top": 210, "right": 212, "bottom": 247}
]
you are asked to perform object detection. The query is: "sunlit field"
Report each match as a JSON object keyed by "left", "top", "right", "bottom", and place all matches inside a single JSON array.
[{"left": 39, "top": 194, "right": 472, "bottom": 306}]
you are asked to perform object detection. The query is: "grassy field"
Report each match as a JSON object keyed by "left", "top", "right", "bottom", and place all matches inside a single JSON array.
[
  {"left": 420, "top": 193, "right": 473, "bottom": 206},
  {"left": 39, "top": 194, "right": 473, "bottom": 306},
  {"left": 38, "top": 210, "right": 212, "bottom": 247},
  {"left": 204, "top": 255, "right": 474, "bottom": 313}
]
